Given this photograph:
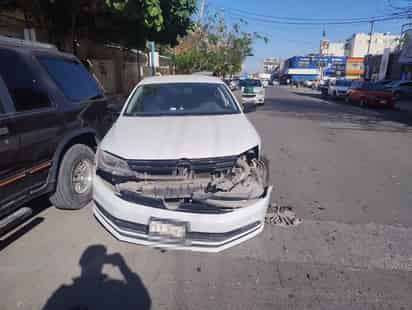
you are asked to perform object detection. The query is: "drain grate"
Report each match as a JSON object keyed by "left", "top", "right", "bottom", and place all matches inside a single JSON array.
[{"left": 265, "top": 205, "right": 302, "bottom": 227}]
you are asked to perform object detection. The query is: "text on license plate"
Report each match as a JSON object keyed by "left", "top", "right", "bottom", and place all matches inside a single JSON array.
[{"left": 149, "top": 219, "right": 187, "bottom": 239}]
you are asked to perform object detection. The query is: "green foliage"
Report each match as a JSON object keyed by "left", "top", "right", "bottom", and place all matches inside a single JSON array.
[
  {"left": 0, "top": 0, "right": 196, "bottom": 49},
  {"left": 173, "top": 11, "right": 268, "bottom": 76}
]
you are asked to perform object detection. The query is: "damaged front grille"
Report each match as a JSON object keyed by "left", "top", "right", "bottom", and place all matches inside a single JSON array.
[
  {"left": 98, "top": 154, "right": 269, "bottom": 211},
  {"left": 127, "top": 156, "right": 238, "bottom": 175}
]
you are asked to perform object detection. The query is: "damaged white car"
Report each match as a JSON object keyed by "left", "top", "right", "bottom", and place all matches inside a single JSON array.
[{"left": 93, "top": 75, "right": 272, "bottom": 252}]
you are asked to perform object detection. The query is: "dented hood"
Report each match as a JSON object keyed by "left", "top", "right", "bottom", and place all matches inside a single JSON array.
[{"left": 101, "top": 114, "right": 261, "bottom": 160}]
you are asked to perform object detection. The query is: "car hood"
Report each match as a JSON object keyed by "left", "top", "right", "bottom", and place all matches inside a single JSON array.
[{"left": 101, "top": 114, "right": 261, "bottom": 160}]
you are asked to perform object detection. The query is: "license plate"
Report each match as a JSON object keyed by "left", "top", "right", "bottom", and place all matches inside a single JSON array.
[{"left": 149, "top": 218, "right": 187, "bottom": 240}]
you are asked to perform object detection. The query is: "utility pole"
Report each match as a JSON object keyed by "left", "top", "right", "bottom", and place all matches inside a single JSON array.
[
  {"left": 198, "top": 0, "right": 206, "bottom": 26},
  {"left": 149, "top": 41, "right": 156, "bottom": 76},
  {"left": 367, "top": 20, "right": 375, "bottom": 55}
]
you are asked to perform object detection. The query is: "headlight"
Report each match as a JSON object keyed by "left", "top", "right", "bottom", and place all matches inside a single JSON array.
[
  {"left": 97, "top": 149, "right": 134, "bottom": 177},
  {"left": 244, "top": 145, "right": 260, "bottom": 161}
]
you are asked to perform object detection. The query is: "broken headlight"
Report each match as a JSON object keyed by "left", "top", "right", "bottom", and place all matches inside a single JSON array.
[
  {"left": 244, "top": 145, "right": 260, "bottom": 161},
  {"left": 97, "top": 149, "right": 134, "bottom": 177}
]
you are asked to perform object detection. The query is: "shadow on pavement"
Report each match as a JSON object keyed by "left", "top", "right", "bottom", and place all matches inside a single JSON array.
[
  {"left": 0, "top": 195, "right": 51, "bottom": 250},
  {"left": 42, "top": 245, "right": 151, "bottom": 310},
  {"left": 0, "top": 217, "right": 44, "bottom": 251},
  {"left": 261, "top": 88, "right": 412, "bottom": 129}
]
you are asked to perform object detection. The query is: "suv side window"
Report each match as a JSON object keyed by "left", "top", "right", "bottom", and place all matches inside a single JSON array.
[
  {"left": 0, "top": 49, "right": 51, "bottom": 112},
  {"left": 37, "top": 56, "right": 103, "bottom": 102}
]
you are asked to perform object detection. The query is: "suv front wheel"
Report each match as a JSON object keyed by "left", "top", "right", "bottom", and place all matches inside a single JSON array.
[{"left": 50, "top": 144, "right": 95, "bottom": 210}]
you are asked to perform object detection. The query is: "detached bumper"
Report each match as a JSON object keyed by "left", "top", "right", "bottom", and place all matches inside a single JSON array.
[{"left": 93, "top": 176, "right": 272, "bottom": 252}]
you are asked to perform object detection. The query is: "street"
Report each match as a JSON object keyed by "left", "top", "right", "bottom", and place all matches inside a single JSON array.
[{"left": 1, "top": 86, "right": 412, "bottom": 310}]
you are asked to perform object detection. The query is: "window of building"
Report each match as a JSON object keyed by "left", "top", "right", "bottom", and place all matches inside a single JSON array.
[{"left": 0, "top": 49, "right": 51, "bottom": 112}]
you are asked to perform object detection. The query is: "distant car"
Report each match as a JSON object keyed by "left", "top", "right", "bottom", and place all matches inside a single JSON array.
[
  {"left": 270, "top": 79, "right": 279, "bottom": 86},
  {"left": 328, "top": 79, "right": 352, "bottom": 98},
  {"left": 319, "top": 80, "right": 330, "bottom": 96},
  {"left": 261, "top": 79, "right": 269, "bottom": 88},
  {"left": 241, "top": 79, "right": 265, "bottom": 105},
  {"left": 385, "top": 80, "right": 412, "bottom": 100},
  {"left": 346, "top": 80, "right": 395, "bottom": 108},
  {"left": 303, "top": 80, "right": 314, "bottom": 88}
]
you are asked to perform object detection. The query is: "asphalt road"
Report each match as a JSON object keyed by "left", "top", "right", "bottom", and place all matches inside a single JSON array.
[{"left": 1, "top": 86, "right": 412, "bottom": 310}]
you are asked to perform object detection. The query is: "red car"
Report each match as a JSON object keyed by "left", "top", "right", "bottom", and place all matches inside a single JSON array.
[{"left": 346, "top": 80, "right": 395, "bottom": 108}]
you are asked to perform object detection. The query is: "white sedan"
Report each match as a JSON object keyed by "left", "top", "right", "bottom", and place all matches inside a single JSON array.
[
  {"left": 93, "top": 75, "right": 272, "bottom": 252},
  {"left": 241, "top": 79, "right": 265, "bottom": 105}
]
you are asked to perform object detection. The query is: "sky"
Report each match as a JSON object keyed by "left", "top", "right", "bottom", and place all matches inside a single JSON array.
[{"left": 203, "top": 0, "right": 408, "bottom": 72}]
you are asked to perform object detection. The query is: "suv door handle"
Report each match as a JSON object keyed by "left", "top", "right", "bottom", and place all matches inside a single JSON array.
[{"left": 0, "top": 126, "right": 9, "bottom": 136}]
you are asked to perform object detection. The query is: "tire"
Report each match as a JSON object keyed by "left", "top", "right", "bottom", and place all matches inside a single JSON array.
[
  {"left": 360, "top": 98, "right": 367, "bottom": 107},
  {"left": 50, "top": 144, "right": 95, "bottom": 210},
  {"left": 345, "top": 96, "right": 351, "bottom": 104},
  {"left": 393, "top": 91, "right": 402, "bottom": 101}
]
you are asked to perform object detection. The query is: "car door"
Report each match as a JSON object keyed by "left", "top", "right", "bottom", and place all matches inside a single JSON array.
[
  {"left": 402, "top": 82, "right": 412, "bottom": 97},
  {"left": 0, "top": 48, "right": 61, "bottom": 200},
  {"left": 0, "top": 76, "right": 22, "bottom": 209}
]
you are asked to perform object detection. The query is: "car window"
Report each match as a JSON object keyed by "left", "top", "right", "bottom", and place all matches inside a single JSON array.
[
  {"left": 37, "top": 56, "right": 103, "bottom": 102},
  {"left": 336, "top": 80, "right": 351, "bottom": 87},
  {"left": 124, "top": 83, "right": 240, "bottom": 117},
  {"left": 0, "top": 49, "right": 52, "bottom": 112},
  {"left": 244, "top": 79, "right": 262, "bottom": 87}
]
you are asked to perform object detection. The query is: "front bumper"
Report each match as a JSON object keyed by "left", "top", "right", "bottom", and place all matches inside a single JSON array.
[{"left": 93, "top": 176, "right": 272, "bottom": 252}]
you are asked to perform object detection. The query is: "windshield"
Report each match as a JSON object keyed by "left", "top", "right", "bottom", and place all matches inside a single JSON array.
[
  {"left": 243, "top": 79, "right": 262, "bottom": 87},
  {"left": 124, "top": 83, "right": 240, "bottom": 117},
  {"left": 336, "top": 80, "right": 352, "bottom": 87}
]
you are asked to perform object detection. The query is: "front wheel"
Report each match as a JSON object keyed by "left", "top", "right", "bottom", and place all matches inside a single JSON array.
[
  {"left": 50, "top": 144, "right": 95, "bottom": 210},
  {"left": 345, "top": 96, "right": 351, "bottom": 104}
]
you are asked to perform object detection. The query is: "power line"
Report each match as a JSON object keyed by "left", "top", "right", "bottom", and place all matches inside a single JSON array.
[
  {"left": 225, "top": 10, "right": 411, "bottom": 25},
  {"left": 226, "top": 7, "right": 403, "bottom": 22}
]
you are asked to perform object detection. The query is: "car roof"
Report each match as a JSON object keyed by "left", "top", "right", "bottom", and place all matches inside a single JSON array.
[
  {"left": 0, "top": 36, "right": 78, "bottom": 60},
  {"left": 139, "top": 75, "right": 224, "bottom": 85}
]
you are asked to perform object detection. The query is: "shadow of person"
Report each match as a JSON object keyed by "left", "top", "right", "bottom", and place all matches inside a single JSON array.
[{"left": 42, "top": 245, "right": 151, "bottom": 310}]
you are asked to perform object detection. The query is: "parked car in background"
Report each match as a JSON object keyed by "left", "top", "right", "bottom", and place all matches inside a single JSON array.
[
  {"left": 319, "top": 80, "right": 330, "bottom": 96},
  {"left": 241, "top": 79, "right": 265, "bottom": 105},
  {"left": 303, "top": 80, "right": 314, "bottom": 88},
  {"left": 346, "top": 80, "right": 395, "bottom": 108},
  {"left": 0, "top": 36, "right": 117, "bottom": 235},
  {"left": 93, "top": 75, "right": 271, "bottom": 252},
  {"left": 261, "top": 79, "right": 269, "bottom": 88},
  {"left": 385, "top": 80, "right": 412, "bottom": 100},
  {"left": 328, "top": 79, "right": 352, "bottom": 98}
]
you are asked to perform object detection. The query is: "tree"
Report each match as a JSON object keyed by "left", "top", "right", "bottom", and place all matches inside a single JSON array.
[
  {"left": 172, "top": 11, "right": 268, "bottom": 76},
  {"left": 0, "top": 0, "right": 196, "bottom": 50}
]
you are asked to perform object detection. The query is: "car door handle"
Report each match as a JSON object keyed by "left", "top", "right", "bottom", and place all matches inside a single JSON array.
[{"left": 0, "top": 126, "right": 9, "bottom": 137}]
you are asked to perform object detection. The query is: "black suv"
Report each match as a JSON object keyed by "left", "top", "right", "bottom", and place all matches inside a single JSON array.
[{"left": 0, "top": 36, "right": 117, "bottom": 234}]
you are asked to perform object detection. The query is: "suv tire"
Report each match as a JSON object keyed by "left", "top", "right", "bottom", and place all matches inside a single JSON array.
[{"left": 50, "top": 144, "right": 95, "bottom": 210}]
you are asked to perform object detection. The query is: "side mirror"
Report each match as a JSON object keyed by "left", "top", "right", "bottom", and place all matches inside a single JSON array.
[{"left": 242, "top": 102, "right": 256, "bottom": 113}]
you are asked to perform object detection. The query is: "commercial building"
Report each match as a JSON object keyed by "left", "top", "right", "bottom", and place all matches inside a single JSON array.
[
  {"left": 280, "top": 55, "right": 347, "bottom": 82},
  {"left": 344, "top": 32, "right": 400, "bottom": 58},
  {"left": 263, "top": 57, "right": 280, "bottom": 73},
  {"left": 320, "top": 40, "right": 345, "bottom": 56}
]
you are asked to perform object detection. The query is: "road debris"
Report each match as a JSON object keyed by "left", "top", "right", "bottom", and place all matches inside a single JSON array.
[{"left": 265, "top": 204, "right": 302, "bottom": 227}]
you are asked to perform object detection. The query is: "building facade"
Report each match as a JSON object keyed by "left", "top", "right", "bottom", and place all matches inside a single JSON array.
[
  {"left": 263, "top": 57, "right": 280, "bottom": 73},
  {"left": 344, "top": 32, "right": 400, "bottom": 57},
  {"left": 320, "top": 40, "right": 345, "bottom": 56}
]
